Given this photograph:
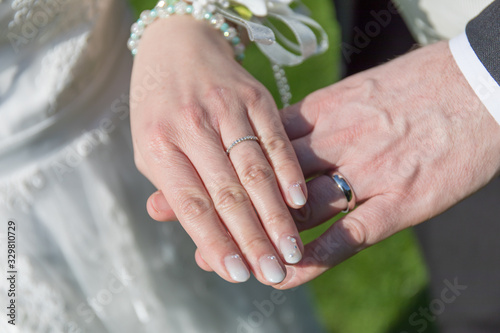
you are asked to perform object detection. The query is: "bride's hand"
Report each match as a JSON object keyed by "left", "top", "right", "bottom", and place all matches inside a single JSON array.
[
  {"left": 274, "top": 41, "right": 500, "bottom": 288},
  {"left": 131, "top": 15, "right": 306, "bottom": 285}
]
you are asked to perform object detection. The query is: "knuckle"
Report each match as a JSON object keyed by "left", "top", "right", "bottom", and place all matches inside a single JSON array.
[
  {"left": 213, "top": 186, "right": 249, "bottom": 212},
  {"left": 263, "top": 212, "right": 292, "bottom": 227},
  {"left": 204, "top": 86, "right": 230, "bottom": 107},
  {"left": 203, "top": 234, "right": 233, "bottom": 252},
  {"left": 242, "top": 84, "right": 268, "bottom": 109},
  {"left": 176, "top": 192, "right": 213, "bottom": 221},
  {"left": 333, "top": 121, "right": 370, "bottom": 146},
  {"left": 273, "top": 159, "right": 299, "bottom": 176},
  {"left": 263, "top": 132, "right": 290, "bottom": 154},
  {"left": 144, "top": 123, "right": 177, "bottom": 163},
  {"left": 240, "top": 163, "right": 275, "bottom": 187},
  {"left": 259, "top": 116, "right": 286, "bottom": 139},
  {"left": 180, "top": 103, "right": 212, "bottom": 132},
  {"left": 243, "top": 236, "right": 271, "bottom": 253},
  {"left": 202, "top": 86, "right": 237, "bottom": 123},
  {"left": 309, "top": 89, "right": 338, "bottom": 114}
]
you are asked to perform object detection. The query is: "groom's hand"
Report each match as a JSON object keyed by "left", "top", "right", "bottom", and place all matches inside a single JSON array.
[{"left": 273, "top": 41, "right": 500, "bottom": 289}]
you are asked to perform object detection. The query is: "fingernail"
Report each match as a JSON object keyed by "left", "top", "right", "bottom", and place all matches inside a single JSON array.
[
  {"left": 289, "top": 183, "right": 306, "bottom": 206},
  {"left": 151, "top": 191, "right": 169, "bottom": 212},
  {"left": 260, "top": 255, "right": 285, "bottom": 283},
  {"left": 280, "top": 236, "right": 302, "bottom": 264},
  {"left": 224, "top": 255, "right": 250, "bottom": 282}
]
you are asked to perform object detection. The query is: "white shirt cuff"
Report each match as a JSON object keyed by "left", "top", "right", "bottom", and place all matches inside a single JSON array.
[{"left": 449, "top": 32, "right": 500, "bottom": 126}]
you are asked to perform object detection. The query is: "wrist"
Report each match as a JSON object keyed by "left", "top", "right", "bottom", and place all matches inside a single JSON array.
[
  {"left": 128, "top": 2, "right": 244, "bottom": 60},
  {"left": 440, "top": 41, "right": 500, "bottom": 180},
  {"left": 141, "top": 15, "right": 235, "bottom": 59}
]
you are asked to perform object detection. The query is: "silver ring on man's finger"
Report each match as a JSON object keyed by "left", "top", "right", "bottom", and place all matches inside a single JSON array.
[{"left": 329, "top": 171, "right": 356, "bottom": 213}]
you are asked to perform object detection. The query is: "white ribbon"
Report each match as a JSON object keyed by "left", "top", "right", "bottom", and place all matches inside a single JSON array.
[
  {"left": 231, "top": 0, "right": 293, "bottom": 16},
  {"left": 216, "top": 1, "right": 328, "bottom": 66}
]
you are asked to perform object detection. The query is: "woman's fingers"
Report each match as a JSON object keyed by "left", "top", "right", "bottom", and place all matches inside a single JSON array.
[
  {"left": 227, "top": 137, "right": 304, "bottom": 266},
  {"left": 139, "top": 89, "right": 306, "bottom": 285},
  {"left": 275, "top": 195, "right": 398, "bottom": 290},
  {"left": 140, "top": 143, "right": 252, "bottom": 284},
  {"left": 186, "top": 98, "right": 306, "bottom": 269},
  {"left": 177, "top": 125, "right": 290, "bottom": 285},
  {"left": 249, "top": 99, "right": 308, "bottom": 209},
  {"left": 145, "top": 112, "right": 304, "bottom": 282}
]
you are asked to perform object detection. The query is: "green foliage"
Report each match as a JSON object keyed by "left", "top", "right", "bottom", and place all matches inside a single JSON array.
[
  {"left": 303, "top": 221, "right": 429, "bottom": 333},
  {"left": 127, "top": 1, "right": 430, "bottom": 332}
]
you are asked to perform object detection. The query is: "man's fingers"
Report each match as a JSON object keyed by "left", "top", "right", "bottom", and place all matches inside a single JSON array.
[
  {"left": 290, "top": 135, "right": 344, "bottom": 179},
  {"left": 147, "top": 191, "right": 177, "bottom": 221},
  {"left": 290, "top": 175, "right": 348, "bottom": 231},
  {"left": 275, "top": 195, "right": 398, "bottom": 289},
  {"left": 280, "top": 102, "right": 315, "bottom": 141}
]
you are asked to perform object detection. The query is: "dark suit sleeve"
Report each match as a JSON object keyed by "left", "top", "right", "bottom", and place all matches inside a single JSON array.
[{"left": 466, "top": 0, "right": 500, "bottom": 85}]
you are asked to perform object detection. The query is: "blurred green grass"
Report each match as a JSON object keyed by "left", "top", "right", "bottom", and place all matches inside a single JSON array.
[{"left": 128, "top": 1, "right": 431, "bottom": 332}]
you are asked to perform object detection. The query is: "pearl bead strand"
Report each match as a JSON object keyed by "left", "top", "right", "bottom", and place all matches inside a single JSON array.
[
  {"left": 272, "top": 64, "right": 292, "bottom": 107},
  {"left": 127, "top": 0, "right": 245, "bottom": 60}
]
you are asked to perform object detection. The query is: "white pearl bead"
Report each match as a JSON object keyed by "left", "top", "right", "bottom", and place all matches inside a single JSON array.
[
  {"left": 272, "top": 63, "right": 292, "bottom": 107},
  {"left": 140, "top": 10, "right": 154, "bottom": 24},
  {"left": 210, "top": 13, "right": 224, "bottom": 29},
  {"left": 157, "top": 8, "right": 169, "bottom": 18},
  {"left": 131, "top": 23, "right": 144, "bottom": 35},
  {"left": 127, "top": 39, "right": 138, "bottom": 50},
  {"left": 192, "top": 9, "right": 204, "bottom": 20},
  {"left": 224, "top": 27, "right": 237, "bottom": 40},
  {"left": 175, "top": 2, "right": 187, "bottom": 15}
]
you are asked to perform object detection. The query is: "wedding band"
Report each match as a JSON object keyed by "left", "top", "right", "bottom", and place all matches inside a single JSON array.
[
  {"left": 330, "top": 171, "right": 356, "bottom": 213},
  {"left": 226, "top": 136, "right": 259, "bottom": 155}
]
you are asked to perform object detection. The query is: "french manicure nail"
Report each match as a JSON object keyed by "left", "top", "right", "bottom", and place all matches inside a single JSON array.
[
  {"left": 280, "top": 236, "right": 302, "bottom": 264},
  {"left": 224, "top": 255, "right": 250, "bottom": 282},
  {"left": 289, "top": 183, "right": 306, "bottom": 206},
  {"left": 260, "top": 255, "right": 285, "bottom": 283}
]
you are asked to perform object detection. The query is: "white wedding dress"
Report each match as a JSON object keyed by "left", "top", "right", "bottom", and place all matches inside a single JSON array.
[
  {"left": 0, "top": 1, "right": 322, "bottom": 332},
  {"left": 394, "top": 0, "right": 494, "bottom": 43}
]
